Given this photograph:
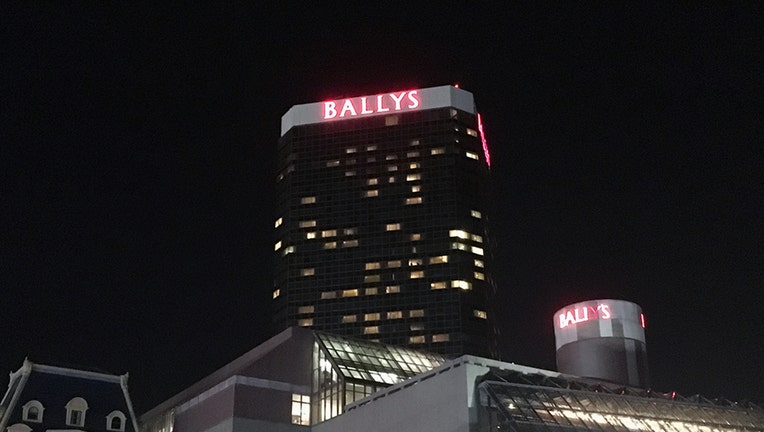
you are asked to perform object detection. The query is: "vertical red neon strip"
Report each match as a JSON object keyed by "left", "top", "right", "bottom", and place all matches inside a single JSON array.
[
  {"left": 640, "top": 313, "right": 646, "bottom": 328},
  {"left": 477, "top": 113, "right": 491, "bottom": 168}
]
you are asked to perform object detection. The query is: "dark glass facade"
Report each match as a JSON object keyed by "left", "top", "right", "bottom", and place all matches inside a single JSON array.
[{"left": 274, "top": 87, "right": 498, "bottom": 358}]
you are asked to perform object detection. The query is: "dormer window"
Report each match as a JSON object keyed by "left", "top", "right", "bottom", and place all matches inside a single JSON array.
[
  {"left": 106, "top": 410, "right": 127, "bottom": 431},
  {"left": 65, "top": 397, "right": 88, "bottom": 427},
  {"left": 22, "top": 400, "right": 44, "bottom": 423}
]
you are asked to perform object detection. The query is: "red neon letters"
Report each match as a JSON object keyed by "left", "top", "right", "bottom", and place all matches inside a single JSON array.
[
  {"left": 323, "top": 90, "right": 420, "bottom": 120},
  {"left": 558, "top": 304, "right": 612, "bottom": 329}
]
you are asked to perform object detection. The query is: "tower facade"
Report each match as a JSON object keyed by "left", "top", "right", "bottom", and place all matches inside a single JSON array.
[{"left": 273, "top": 85, "right": 497, "bottom": 358}]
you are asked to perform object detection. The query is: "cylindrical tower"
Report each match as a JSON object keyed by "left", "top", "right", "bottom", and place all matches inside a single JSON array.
[{"left": 553, "top": 299, "right": 649, "bottom": 388}]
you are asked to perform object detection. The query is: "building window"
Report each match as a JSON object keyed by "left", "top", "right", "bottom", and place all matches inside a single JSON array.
[
  {"left": 272, "top": 289, "right": 280, "bottom": 299},
  {"left": 387, "top": 260, "right": 402, "bottom": 268},
  {"left": 410, "top": 323, "right": 425, "bottom": 331},
  {"left": 342, "top": 314, "right": 357, "bottom": 323},
  {"left": 407, "top": 151, "right": 419, "bottom": 158},
  {"left": 471, "top": 209, "right": 482, "bottom": 219},
  {"left": 365, "top": 287, "right": 378, "bottom": 295},
  {"left": 409, "top": 335, "right": 425, "bottom": 343},
  {"left": 363, "top": 326, "right": 380, "bottom": 334},
  {"left": 408, "top": 258, "right": 422, "bottom": 266},
  {"left": 387, "top": 165, "right": 398, "bottom": 172},
  {"left": 341, "top": 239, "right": 358, "bottom": 247},
  {"left": 367, "top": 178, "right": 378, "bottom": 185},
  {"left": 321, "top": 229, "right": 337, "bottom": 238},
  {"left": 431, "top": 147, "right": 445, "bottom": 155},
  {"left": 274, "top": 217, "right": 283, "bottom": 228},
  {"left": 298, "top": 318, "right": 313, "bottom": 327},
  {"left": 410, "top": 139, "right": 420, "bottom": 146},
  {"left": 65, "top": 397, "right": 88, "bottom": 427},
  {"left": 301, "top": 196, "right": 316, "bottom": 204},
  {"left": 365, "top": 262, "right": 381, "bottom": 270},
  {"left": 385, "top": 223, "right": 401, "bottom": 231},
  {"left": 299, "top": 220, "right": 317, "bottom": 228},
  {"left": 364, "top": 189, "right": 379, "bottom": 197},
  {"left": 274, "top": 241, "right": 282, "bottom": 251},
  {"left": 474, "top": 309, "right": 488, "bottom": 319},
  {"left": 282, "top": 246, "right": 295, "bottom": 256},
  {"left": 409, "top": 309, "right": 425, "bottom": 318},
  {"left": 323, "top": 241, "right": 337, "bottom": 249},
  {"left": 409, "top": 162, "right": 420, "bottom": 169},
  {"left": 306, "top": 232, "right": 317, "bottom": 239},
  {"left": 364, "top": 313, "right": 381, "bottom": 321},
  {"left": 432, "top": 333, "right": 450, "bottom": 342},
  {"left": 430, "top": 281, "right": 447, "bottom": 290},
  {"left": 342, "top": 289, "right": 358, "bottom": 297},
  {"left": 346, "top": 147, "right": 357, "bottom": 154},
  {"left": 466, "top": 128, "right": 478, "bottom": 137},
  {"left": 326, "top": 160, "right": 340, "bottom": 167},
  {"left": 429, "top": 255, "right": 449, "bottom": 264},
  {"left": 385, "top": 285, "right": 400, "bottom": 294},
  {"left": 465, "top": 151, "right": 479, "bottom": 160},
  {"left": 452, "top": 280, "right": 472, "bottom": 290},
  {"left": 22, "top": 400, "right": 44, "bottom": 423},
  {"left": 344, "top": 228, "right": 357, "bottom": 235},
  {"left": 298, "top": 305, "right": 314, "bottom": 314},
  {"left": 386, "top": 154, "right": 397, "bottom": 160},
  {"left": 471, "top": 246, "right": 484, "bottom": 256},
  {"left": 405, "top": 197, "right": 422, "bottom": 205},
  {"left": 406, "top": 173, "right": 421, "bottom": 181},
  {"left": 106, "top": 410, "right": 126, "bottom": 432},
  {"left": 367, "top": 145, "right": 377, "bottom": 151},
  {"left": 345, "top": 170, "right": 356, "bottom": 177},
  {"left": 291, "top": 394, "right": 310, "bottom": 425},
  {"left": 364, "top": 275, "right": 381, "bottom": 283},
  {"left": 409, "top": 271, "right": 424, "bottom": 279},
  {"left": 410, "top": 233, "right": 421, "bottom": 241},
  {"left": 474, "top": 259, "right": 484, "bottom": 268},
  {"left": 300, "top": 268, "right": 315, "bottom": 276},
  {"left": 411, "top": 185, "right": 421, "bottom": 193},
  {"left": 387, "top": 311, "right": 403, "bottom": 319},
  {"left": 474, "top": 271, "right": 485, "bottom": 280},
  {"left": 321, "top": 291, "right": 337, "bottom": 299}
]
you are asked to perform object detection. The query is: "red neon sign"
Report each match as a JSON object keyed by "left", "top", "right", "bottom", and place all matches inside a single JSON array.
[
  {"left": 477, "top": 113, "right": 491, "bottom": 167},
  {"left": 558, "top": 304, "right": 612, "bottom": 329},
  {"left": 323, "top": 90, "right": 421, "bottom": 120}
]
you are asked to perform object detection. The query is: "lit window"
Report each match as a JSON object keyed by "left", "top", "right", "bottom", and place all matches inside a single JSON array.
[
  {"left": 274, "top": 217, "right": 282, "bottom": 228},
  {"left": 387, "top": 260, "right": 402, "bottom": 268},
  {"left": 326, "top": 160, "right": 340, "bottom": 167},
  {"left": 321, "top": 291, "right": 337, "bottom": 299},
  {"left": 300, "top": 268, "right": 315, "bottom": 276},
  {"left": 346, "top": 147, "right": 357, "bottom": 154},
  {"left": 405, "top": 197, "right": 422, "bottom": 205},
  {"left": 363, "top": 326, "right": 380, "bottom": 334},
  {"left": 410, "top": 233, "right": 421, "bottom": 241},
  {"left": 449, "top": 230, "right": 469, "bottom": 240},
  {"left": 432, "top": 334, "right": 450, "bottom": 342},
  {"left": 474, "top": 271, "right": 485, "bottom": 280},
  {"left": 471, "top": 246, "right": 484, "bottom": 256},
  {"left": 387, "top": 165, "right": 398, "bottom": 172},
  {"left": 342, "top": 239, "right": 359, "bottom": 247},
  {"left": 410, "top": 323, "right": 424, "bottom": 331},
  {"left": 274, "top": 241, "right": 282, "bottom": 251},
  {"left": 367, "top": 178, "right": 378, "bottom": 185},
  {"left": 342, "top": 289, "right": 359, "bottom": 297},
  {"left": 431, "top": 148, "right": 445, "bottom": 155},
  {"left": 272, "top": 289, "right": 280, "bottom": 299},
  {"left": 298, "top": 305, "right": 314, "bottom": 314},
  {"left": 106, "top": 410, "right": 126, "bottom": 431},
  {"left": 22, "top": 400, "right": 44, "bottom": 423},
  {"left": 410, "top": 139, "right": 420, "bottom": 146},
  {"left": 409, "top": 309, "right": 425, "bottom": 317},
  {"left": 452, "top": 280, "right": 472, "bottom": 290},
  {"left": 65, "top": 397, "right": 88, "bottom": 427},
  {"left": 409, "top": 162, "right": 420, "bottom": 169},
  {"left": 367, "top": 145, "right": 377, "bottom": 151},
  {"left": 474, "top": 309, "right": 488, "bottom": 319},
  {"left": 342, "top": 314, "right": 357, "bottom": 323},
  {"left": 450, "top": 109, "right": 457, "bottom": 118},
  {"left": 407, "top": 151, "right": 419, "bottom": 158},
  {"left": 430, "top": 281, "right": 447, "bottom": 290},
  {"left": 321, "top": 229, "right": 337, "bottom": 238},
  {"left": 429, "top": 255, "right": 449, "bottom": 264},
  {"left": 365, "top": 287, "right": 378, "bottom": 295},
  {"left": 282, "top": 246, "right": 295, "bottom": 256},
  {"left": 324, "top": 241, "right": 337, "bottom": 249},
  {"left": 344, "top": 228, "right": 357, "bottom": 235},
  {"left": 471, "top": 209, "right": 482, "bottom": 219},
  {"left": 386, "top": 154, "right": 397, "bottom": 160},
  {"left": 465, "top": 151, "right": 479, "bottom": 160},
  {"left": 411, "top": 185, "right": 421, "bottom": 193},
  {"left": 408, "top": 258, "right": 422, "bottom": 266},
  {"left": 386, "top": 223, "right": 401, "bottom": 231},
  {"left": 301, "top": 196, "right": 316, "bottom": 204},
  {"left": 387, "top": 311, "right": 403, "bottom": 319},
  {"left": 467, "top": 128, "right": 479, "bottom": 137},
  {"left": 364, "top": 275, "right": 380, "bottom": 283},
  {"left": 364, "top": 189, "right": 379, "bottom": 197},
  {"left": 299, "top": 220, "right": 317, "bottom": 228},
  {"left": 345, "top": 170, "right": 356, "bottom": 177},
  {"left": 306, "top": 232, "right": 317, "bottom": 239},
  {"left": 409, "top": 335, "right": 425, "bottom": 343},
  {"left": 291, "top": 394, "right": 310, "bottom": 425},
  {"left": 364, "top": 313, "right": 381, "bottom": 321},
  {"left": 474, "top": 259, "right": 484, "bottom": 268},
  {"left": 386, "top": 285, "right": 400, "bottom": 294},
  {"left": 406, "top": 173, "right": 421, "bottom": 181},
  {"left": 471, "top": 233, "right": 483, "bottom": 243},
  {"left": 365, "top": 262, "right": 381, "bottom": 270},
  {"left": 410, "top": 271, "right": 424, "bottom": 279},
  {"left": 385, "top": 115, "right": 399, "bottom": 126},
  {"left": 298, "top": 318, "right": 313, "bottom": 327},
  {"left": 388, "top": 176, "right": 396, "bottom": 183}
]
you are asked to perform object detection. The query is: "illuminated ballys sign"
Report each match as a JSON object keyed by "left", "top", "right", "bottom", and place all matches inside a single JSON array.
[
  {"left": 323, "top": 90, "right": 421, "bottom": 120},
  {"left": 558, "top": 303, "right": 612, "bottom": 329}
]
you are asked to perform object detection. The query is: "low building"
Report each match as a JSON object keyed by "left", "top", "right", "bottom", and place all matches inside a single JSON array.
[{"left": 0, "top": 359, "right": 140, "bottom": 432}]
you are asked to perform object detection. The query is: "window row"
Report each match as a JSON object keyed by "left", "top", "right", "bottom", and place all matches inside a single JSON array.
[
  {"left": 320, "top": 285, "right": 401, "bottom": 299},
  {"left": 20, "top": 399, "right": 126, "bottom": 431}
]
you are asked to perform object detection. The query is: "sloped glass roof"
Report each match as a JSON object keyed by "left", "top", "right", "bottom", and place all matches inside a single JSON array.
[
  {"left": 315, "top": 331, "right": 447, "bottom": 386},
  {"left": 479, "top": 376, "right": 764, "bottom": 432}
]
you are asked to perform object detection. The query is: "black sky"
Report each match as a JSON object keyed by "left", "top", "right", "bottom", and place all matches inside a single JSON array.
[{"left": 2, "top": 3, "right": 762, "bottom": 412}]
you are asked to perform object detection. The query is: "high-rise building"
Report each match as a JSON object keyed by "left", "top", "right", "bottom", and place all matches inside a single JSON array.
[{"left": 273, "top": 85, "right": 497, "bottom": 358}]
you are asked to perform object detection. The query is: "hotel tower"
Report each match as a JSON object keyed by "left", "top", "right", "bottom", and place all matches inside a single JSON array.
[{"left": 273, "top": 85, "right": 497, "bottom": 358}]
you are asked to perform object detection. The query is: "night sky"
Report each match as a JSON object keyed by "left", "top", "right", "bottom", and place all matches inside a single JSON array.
[{"left": 2, "top": 3, "right": 762, "bottom": 412}]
